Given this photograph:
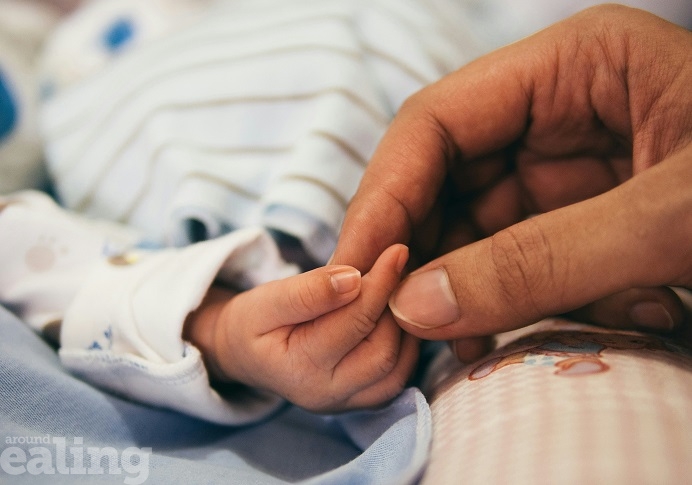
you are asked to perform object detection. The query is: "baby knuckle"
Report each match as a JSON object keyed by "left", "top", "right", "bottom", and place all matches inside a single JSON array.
[
  {"left": 350, "top": 311, "right": 377, "bottom": 337},
  {"left": 287, "top": 278, "right": 319, "bottom": 319},
  {"left": 390, "top": 377, "right": 407, "bottom": 399},
  {"left": 380, "top": 376, "right": 408, "bottom": 404},
  {"left": 373, "top": 345, "right": 399, "bottom": 376}
]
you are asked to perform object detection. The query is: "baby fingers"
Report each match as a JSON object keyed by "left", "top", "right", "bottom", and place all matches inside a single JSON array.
[
  {"left": 340, "top": 330, "right": 420, "bottom": 411},
  {"left": 293, "top": 244, "right": 409, "bottom": 371},
  {"left": 296, "top": 315, "right": 420, "bottom": 413},
  {"left": 233, "top": 264, "right": 363, "bottom": 336},
  {"left": 329, "top": 311, "right": 420, "bottom": 411}
]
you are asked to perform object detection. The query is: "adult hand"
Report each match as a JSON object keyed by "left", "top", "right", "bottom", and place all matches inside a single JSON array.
[{"left": 331, "top": 5, "right": 692, "bottom": 361}]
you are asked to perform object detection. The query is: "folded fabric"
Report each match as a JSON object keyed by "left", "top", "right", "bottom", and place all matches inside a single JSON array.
[
  {"left": 0, "top": 190, "right": 299, "bottom": 424},
  {"left": 0, "top": 190, "right": 139, "bottom": 331},
  {"left": 39, "top": 0, "right": 483, "bottom": 263},
  {"left": 61, "top": 228, "right": 299, "bottom": 425}
]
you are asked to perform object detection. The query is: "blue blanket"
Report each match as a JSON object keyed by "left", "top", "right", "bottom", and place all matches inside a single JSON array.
[{"left": 0, "top": 306, "right": 430, "bottom": 484}]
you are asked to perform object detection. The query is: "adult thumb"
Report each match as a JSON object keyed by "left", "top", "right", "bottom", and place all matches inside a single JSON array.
[{"left": 389, "top": 150, "right": 692, "bottom": 341}]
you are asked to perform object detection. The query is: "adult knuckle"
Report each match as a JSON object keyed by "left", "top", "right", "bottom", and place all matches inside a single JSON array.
[
  {"left": 399, "top": 88, "right": 425, "bottom": 114},
  {"left": 489, "top": 220, "right": 558, "bottom": 318},
  {"left": 399, "top": 84, "right": 456, "bottom": 157}
]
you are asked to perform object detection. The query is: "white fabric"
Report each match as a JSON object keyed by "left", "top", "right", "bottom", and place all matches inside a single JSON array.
[
  {"left": 39, "top": 0, "right": 482, "bottom": 263},
  {"left": 0, "top": 190, "right": 139, "bottom": 330},
  {"left": 0, "top": 0, "right": 483, "bottom": 426},
  {"left": 0, "top": 1, "right": 60, "bottom": 194},
  {"left": 459, "top": 0, "right": 692, "bottom": 50},
  {"left": 39, "top": 0, "right": 214, "bottom": 91},
  {"left": 0, "top": 191, "right": 298, "bottom": 424},
  {"left": 61, "top": 229, "right": 298, "bottom": 424}
]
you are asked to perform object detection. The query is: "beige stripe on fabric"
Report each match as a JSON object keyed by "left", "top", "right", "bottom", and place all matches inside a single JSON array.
[
  {"left": 116, "top": 129, "right": 365, "bottom": 222},
  {"left": 278, "top": 174, "right": 350, "bottom": 210},
  {"left": 66, "top": 89, "right": 385, "bottom": 212}
]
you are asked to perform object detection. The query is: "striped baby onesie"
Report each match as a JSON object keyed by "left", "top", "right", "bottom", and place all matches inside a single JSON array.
[{"left": 39, "top": 0, "right": 483, "bottom": 264}]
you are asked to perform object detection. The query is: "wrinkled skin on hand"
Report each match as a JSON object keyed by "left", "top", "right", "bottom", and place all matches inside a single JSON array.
[{"left": 332, "top": 5, "right": 692, "bottom": 361}]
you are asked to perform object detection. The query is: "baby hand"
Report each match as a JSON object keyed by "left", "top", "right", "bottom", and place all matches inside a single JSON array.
[{"left": 185, "top": 245, "right": 419, "bottom": 413}]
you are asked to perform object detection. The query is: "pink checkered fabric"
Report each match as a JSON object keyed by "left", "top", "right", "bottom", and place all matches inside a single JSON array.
[{"left": 423, "top": 319, "right": 692, "bottom": 485}]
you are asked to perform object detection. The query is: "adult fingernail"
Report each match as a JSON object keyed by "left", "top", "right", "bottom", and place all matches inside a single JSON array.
[
  {"left": 389, "top": 268, "right": 460, "bottom": 328},
  {"left": 629, "top": 301, "right": 675, "bottom": 331},
  {"left": 330, "top": 267, "right": 361, "bottom": 294}
]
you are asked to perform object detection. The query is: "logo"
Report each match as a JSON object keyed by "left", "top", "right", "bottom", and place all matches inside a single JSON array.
[{"left": 1, "top": 435, "right": 150, "bottom": 484}]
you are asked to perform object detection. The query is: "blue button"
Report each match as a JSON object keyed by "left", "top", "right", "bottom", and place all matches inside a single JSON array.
[
  {"left": 102, "top": 17, "right": 135, "bottom": 52},
  {"left": 0, "top": 69, "right": 18, "bottom": 142}
]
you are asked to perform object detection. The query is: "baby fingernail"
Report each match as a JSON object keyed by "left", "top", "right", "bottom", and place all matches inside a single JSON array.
[
  {"left": 629, "top": 301, "right": 675, "bottom": 331},
  {"left": 330, "top": 267, "right": 361, "bottom": 294},
  {"left": 395, "top": 245, "right": 409, "bottom": 274},
  {"left": 389, "top": 268, "right": 460, "bottom": 328}
]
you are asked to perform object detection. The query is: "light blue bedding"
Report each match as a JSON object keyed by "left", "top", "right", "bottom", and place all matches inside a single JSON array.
[{"left": 0, "top": 306, "right": 430, "bottom": 484}]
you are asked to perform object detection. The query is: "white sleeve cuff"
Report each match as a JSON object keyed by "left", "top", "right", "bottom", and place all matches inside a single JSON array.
[
  {"left": 0, "top": 190, "right": 139, "bottom": 331},
  {"left": 59, "top": 227, "right": 299, "bottom": 425}
]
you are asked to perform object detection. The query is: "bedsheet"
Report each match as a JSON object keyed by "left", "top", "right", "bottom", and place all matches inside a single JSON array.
[
  {"left": 4, "top": 303, "right": 692, "bottom": 484},
  {"left": 0, "top": 305, "right": 430, "bottom": 484},
  {"left": 422, "top": 318, "right": 692, "bottom": 485}
]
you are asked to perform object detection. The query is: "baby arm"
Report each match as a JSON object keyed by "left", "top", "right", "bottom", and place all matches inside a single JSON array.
[{"left": 184, "top": 244, "right": 420, "bottom": 413}]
